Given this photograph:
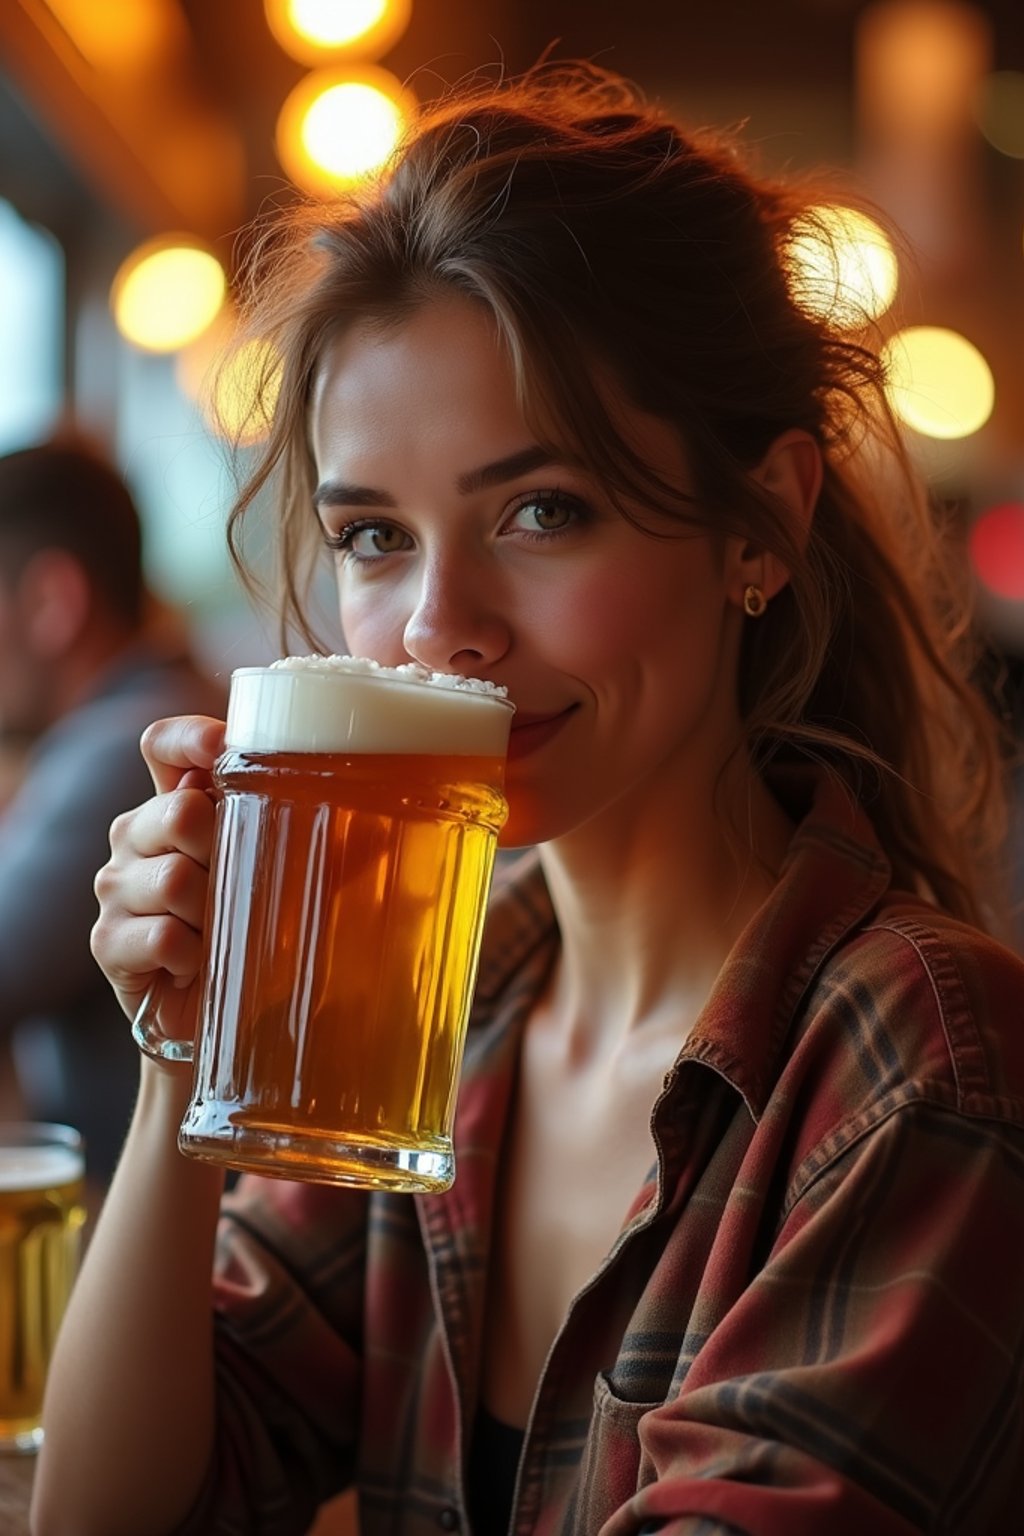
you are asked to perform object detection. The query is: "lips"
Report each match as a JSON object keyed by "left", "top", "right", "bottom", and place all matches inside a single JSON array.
[{"left": 507, "top": 704, "right": 578, "bottom": 760}]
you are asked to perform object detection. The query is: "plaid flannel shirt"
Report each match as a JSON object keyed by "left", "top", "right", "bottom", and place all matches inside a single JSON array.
[{"left": 176, "top": 774, "right": 1024, "bottom": 1536}]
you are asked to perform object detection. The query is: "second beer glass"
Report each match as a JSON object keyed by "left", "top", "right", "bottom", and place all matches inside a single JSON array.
[
  {"left": 0, "top": 1123, "right": 86, "bottom": 1454},
  {"left": 138, "top": 656, "right": 513, "bottom": 1193}
]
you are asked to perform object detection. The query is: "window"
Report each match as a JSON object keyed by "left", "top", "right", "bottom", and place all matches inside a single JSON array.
[{"left": 0, "top": 199, "right": 64, "bottom": 453}]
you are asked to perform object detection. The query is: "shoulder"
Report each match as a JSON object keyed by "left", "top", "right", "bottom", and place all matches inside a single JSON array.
[
  {"left": 786, "top": 894, "right": 1024, "bottom": 1143},
  {"left": 744, "top": 899, "right": 1024, "bottom": 1235},
  {"left": 88, "top": 655, "right": 226, "bottom": 731},
  {"left": 46, "top": 660, "right": 223, "bottom": 764}
]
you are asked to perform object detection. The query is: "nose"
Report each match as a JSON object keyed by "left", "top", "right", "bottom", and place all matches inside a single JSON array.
[{"left": 402, "top": 552, "right": 512, "bottom": 675}]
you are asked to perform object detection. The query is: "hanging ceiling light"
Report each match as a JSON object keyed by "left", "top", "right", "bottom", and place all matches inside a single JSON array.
[
  {"left": 264, "top": 0, "right": 411, "bottom": 64},
  {"left": 275, "top": 65, "right": 415, "bottom": 198}
]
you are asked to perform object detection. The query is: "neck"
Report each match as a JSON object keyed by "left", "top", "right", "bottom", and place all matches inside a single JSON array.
[{"left": 536, "top": 750, "right": 792, "bottom": 1060}]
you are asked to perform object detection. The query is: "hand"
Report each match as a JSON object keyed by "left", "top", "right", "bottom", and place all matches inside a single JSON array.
[{"left": 91, "top": 714, "right": 225, "bottom": 1046}]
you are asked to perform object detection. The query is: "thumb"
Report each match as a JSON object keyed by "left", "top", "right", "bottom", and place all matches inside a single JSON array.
[{"left": 139, "top": 714, "right": 226, "bottom": 796}]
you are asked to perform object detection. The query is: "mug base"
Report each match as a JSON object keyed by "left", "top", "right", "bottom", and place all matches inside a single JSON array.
[{"left": 178, "top": 1123, "right": 454, "bottom": 1193}]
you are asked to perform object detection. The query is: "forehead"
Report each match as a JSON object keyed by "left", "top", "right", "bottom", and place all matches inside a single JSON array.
[
  {"left": 309, "top": 296, "right": 689, "bottom": 495},
  {"left": 310, "top": 299, "right": 520, "bottom": 458}
]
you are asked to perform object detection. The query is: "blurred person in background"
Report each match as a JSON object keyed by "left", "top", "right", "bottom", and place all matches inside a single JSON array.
[{"left": 0, "top": 434, "right": 224, "bottom": 1190}]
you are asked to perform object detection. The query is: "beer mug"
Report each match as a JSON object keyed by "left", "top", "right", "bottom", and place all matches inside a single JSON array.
[
  {"left": 135, "top": 657, "right": 513, "bottom": 1193},
  {"left": 0, "top": 1123, "right": 86, "bottom": 1454}
]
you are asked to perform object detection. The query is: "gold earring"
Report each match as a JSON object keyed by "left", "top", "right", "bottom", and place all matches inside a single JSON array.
[{"left": 743, "top": 584, "right": 767, "bottom": 618}]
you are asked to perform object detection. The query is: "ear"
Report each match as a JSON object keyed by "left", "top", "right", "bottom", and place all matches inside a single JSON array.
[
  {"left": 727, "top": 429, "right": 823, "bottom": 607},
  {"left": 17, "top": 548, "right": 92, "bottom": 659}
]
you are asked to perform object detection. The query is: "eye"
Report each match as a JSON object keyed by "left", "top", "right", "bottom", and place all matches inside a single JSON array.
[
  {"left": 322, "top": 520, "right": 412, "bottom": 560},
  {"left": 504, "top": 490, "right": 588, "bottom": 539}
]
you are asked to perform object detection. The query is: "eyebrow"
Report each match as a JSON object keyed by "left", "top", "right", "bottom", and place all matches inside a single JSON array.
[{"left": 312, "top": 445, "right": 559, "bottom": 510}]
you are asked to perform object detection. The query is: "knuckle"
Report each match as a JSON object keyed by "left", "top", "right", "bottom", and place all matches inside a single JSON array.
[
  {"left": 160, "top": 786, "right": 205, "bottom": 839},
  {"left": 139, "top": 717, "right": 172, "bottom": 759},
  {"left": 93, "top": 860, "right": 117, "bottom": 902},
  {"left": 145, "top": 913, "right": 182, "bottom": 967},
  {"left": 159, "top": 788, "right": 188, "bottom": 831},
  {"left": 89, "top": 914, "right": 109, "bottom": 962},
  {"left": 147, "top": 915, "right": 200, "bottom": 977},
  {"left": 152, "top": 851, "right": 192, "bottom": 906},
  {"left": 107, "top": 806, "right": 136, "bottom": 850}
]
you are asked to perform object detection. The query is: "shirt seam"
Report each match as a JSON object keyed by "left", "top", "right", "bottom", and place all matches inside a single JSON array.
[
  {"left": 781, "top": 1084, "right": 1024, "bottom": 1217},
  {"left": 862, "top": 916, "right": 990, "bottom": 1104}
]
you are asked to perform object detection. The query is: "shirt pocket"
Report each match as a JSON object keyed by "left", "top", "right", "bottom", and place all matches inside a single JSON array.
[{"left": 571, "top": 1372, "right": 660, "bottom": 1530}]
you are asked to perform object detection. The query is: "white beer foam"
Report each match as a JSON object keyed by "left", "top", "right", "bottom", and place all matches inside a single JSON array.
[
  {"left": 226, "top": 655, "right": 514, "bottom": 755},
  {"left": 0, "top": 1144, "right": 83, "bottom": 1192}
]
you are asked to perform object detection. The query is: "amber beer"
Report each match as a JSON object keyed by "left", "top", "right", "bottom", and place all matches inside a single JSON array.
[
  {"left": 0, "top": 1124, "right": 86, "bottom": 1453},
  {"left": 177, "top": 657, "right": 513, "bottom": 1193}
]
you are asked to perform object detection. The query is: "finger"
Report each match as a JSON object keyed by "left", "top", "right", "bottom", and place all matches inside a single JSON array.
[
  {"left": 91, "top": 913, "right": 204, "bottom": 1037},
  {"left": 91, "top": 909, "right": 205, "bottom": 992},
  {"left": 98, "top": 847, "right": 211, "bottom": 931},
  {"left": 179, "top": 767, "right": 220, "bottom": 798},
  {"left": 111, "top": 784, "right": 218, "bottom": 865},
  {"left": 139, "top": 715, "right": 226, "bottom": 796}
]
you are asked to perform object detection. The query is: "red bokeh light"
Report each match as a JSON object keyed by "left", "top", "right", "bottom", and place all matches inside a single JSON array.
[{"left": 968, "top": 503, "right": 1024, "bottom": 601}]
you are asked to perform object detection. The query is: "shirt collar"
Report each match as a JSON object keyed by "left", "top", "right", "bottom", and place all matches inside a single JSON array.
[
  {"left": 471, "top": 771, "right": 893, "bottom": 1122},
  {"left": 676, "top": 771, "right": 892, "bottom": 1118}
]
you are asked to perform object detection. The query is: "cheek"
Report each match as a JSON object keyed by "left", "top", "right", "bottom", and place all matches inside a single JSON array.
[
  {"left": 337, "top": 580, "right": 408, "bottom": 665},
  {"left": 552, "top": 563, "right": 692, "bottom": 665}
]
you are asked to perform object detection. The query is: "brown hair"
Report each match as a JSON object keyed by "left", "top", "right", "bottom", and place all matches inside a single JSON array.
[
  {"left": 0, "top": 433, "right": 145, "bottom": 625},
  {"left": 224, "top": 62, "right": 1011, "bottom": 936}
]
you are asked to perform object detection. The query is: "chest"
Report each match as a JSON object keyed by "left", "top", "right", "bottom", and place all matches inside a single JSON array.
[{"left": 480, "top": 1020, "right": 681, "bottom": 1425}]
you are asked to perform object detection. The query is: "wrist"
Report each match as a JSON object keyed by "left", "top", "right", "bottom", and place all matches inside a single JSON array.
[{"left": 135, "top": 1055, "right": 202, "bottom": 1144}]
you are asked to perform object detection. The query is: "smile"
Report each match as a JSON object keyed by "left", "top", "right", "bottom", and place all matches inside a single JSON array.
[{"left": 507, "top": 705, "right": 578, "bottom": 760}]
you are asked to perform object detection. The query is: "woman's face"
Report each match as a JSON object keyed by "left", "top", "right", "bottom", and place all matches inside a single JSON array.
[{"left": 309, "top": 296, "right": 752, "bottom": 846}]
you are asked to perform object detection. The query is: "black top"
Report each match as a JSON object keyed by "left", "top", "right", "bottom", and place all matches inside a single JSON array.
[{"left": 467, "top": 1403, "right": 525, "bottom": 1535}]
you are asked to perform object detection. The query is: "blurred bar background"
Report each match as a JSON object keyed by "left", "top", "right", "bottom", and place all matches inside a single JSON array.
[
  {"left": 0, "top": 9, "right": 1021, "bottom": 1528},
  {"left": 0, "top": 0, "right": 1021, "bottom": 723}
]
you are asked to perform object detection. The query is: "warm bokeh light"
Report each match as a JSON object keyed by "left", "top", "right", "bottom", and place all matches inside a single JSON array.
[
  {"left": 264, "top": 0, "right": 411, "bottom": 64},
  {"left": 975, "top": 71, "right": 1024, "bottom": 160},
  {"left": 207, "top": 339, "right": 281, "bottom": 446},
  {"left": 882, "top": 326, "right": 995, "bottom": 440},
  {"left": 111, "top": 238, "right": 226, "bottom": 353},
  {"left": 856, "top": 0, "right": 992, "bottom": 141},
  {"left": 175, "top": 312, "right": 281, "bottom": 445},
  {"left": 969, "top": 503, "right": 1024, "bottom": 602},
  {"left": 42, "top": 0, "right": 180, "bottom": 72},
  {"left": 785, "top": 204, "right": 898, "bottom": 328},
  {"left": 276, "top": 67, "right": 414, "bottom": 197}
]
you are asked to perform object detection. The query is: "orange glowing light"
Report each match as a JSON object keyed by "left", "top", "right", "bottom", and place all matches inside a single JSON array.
[
  {"left": 111, "top": 237, "right": 226, "bottom": 353},
  {"left": 276, "top": 66, "right": 414, "bottom": 198},
  {"left": 264, "top": 0, "right": 411, "bottom": 64},
  {"left": 43, "top": 0, "right": 179, "bottom": 72},
  {"left": 175, "top": 310, "right": 281, "bottom": 446},
  {"left": 882, "top": 326, "right": 995, "bottom": 440},
  {"left": 785, "top": 204, "right": 898, "bottom": 329}
]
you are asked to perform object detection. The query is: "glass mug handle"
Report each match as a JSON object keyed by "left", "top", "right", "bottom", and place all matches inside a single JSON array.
[{"left": 131, "top": 982, "right": 195, "bottom": 1064}]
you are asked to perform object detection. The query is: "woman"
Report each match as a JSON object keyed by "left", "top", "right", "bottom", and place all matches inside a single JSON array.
[{"left": 33, "top": 63, "right": 1024, "bottom": 1536}]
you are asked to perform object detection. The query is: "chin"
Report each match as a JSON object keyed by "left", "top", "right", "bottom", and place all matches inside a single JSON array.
[
  {"left": 497, "top": 791, "right": 594, "bottom": 850},
  {"left": 497, "top": 800, "right": 549, "bottom": 850},
  {"left": 497, "top": 813, "right": 539, "bottom": 850}
]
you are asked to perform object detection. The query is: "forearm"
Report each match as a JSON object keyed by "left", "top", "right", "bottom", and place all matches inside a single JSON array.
[{"left": 31, "top": 1060, "right": 225, "bottom": 1536}]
